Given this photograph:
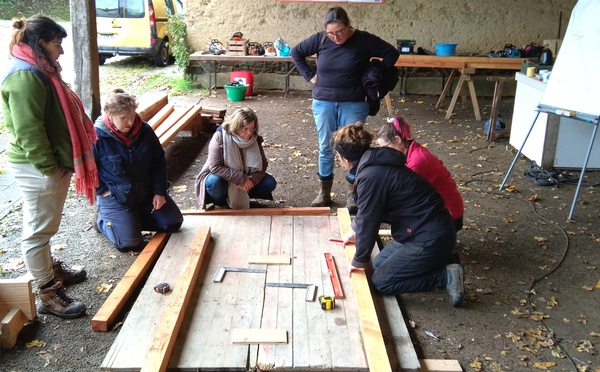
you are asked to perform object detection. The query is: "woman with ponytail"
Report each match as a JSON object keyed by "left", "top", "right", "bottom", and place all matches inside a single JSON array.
[
  {"left": 1, "top": 15, "right": 97, "bottom": 318},
  {"left": 336, "top": 123, "right": 464, "bottom": 307},
  {"left": 376, "top": 116, "right": 464, "bottom": 231}
]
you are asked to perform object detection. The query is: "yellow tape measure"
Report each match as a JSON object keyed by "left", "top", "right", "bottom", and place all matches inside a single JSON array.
[{"left": 319, "top": 295, "right": 335, "bottom": 310}]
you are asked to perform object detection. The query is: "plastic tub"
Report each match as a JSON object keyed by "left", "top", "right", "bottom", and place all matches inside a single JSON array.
[
  {"left": 435, "top": 43, "right": 457, "bottom": 56},
  {"left": 230, "top": 71, "right": 254, "bottom": 96},
  {"left": 225, "top": 85, "right": 248, "bottom": 101}
]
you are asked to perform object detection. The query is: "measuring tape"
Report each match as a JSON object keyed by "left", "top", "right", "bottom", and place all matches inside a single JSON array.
[{"left": 318, "top": 295, "right": 335, "bottom": 310}]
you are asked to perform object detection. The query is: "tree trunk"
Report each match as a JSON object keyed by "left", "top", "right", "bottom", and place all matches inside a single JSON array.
[{"left": 69, "top": 0, "right": 101, "bottom": 120}]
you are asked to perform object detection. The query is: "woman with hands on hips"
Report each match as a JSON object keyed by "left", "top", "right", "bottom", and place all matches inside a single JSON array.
[
  {"left": 93, "top": 89, "right": 183, "bottom": 252},
  {"left": 335, "top": 123, "right": 465, "bottom": 307}
]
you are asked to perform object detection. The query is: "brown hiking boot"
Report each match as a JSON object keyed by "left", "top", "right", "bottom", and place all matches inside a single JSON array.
[
  {"left": 38, "top": 282, "right": 87, "bottom": 319},
  {"left": 53, "top": 259, "right": 87, "bottom": 285}
]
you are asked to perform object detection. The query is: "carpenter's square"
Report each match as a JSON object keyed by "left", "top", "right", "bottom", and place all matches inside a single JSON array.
[
  {"left": 265, "top": 282, "right": 317, "bottom": 302},
  {"left": 213, "top": 266, "right": 267, "bottom": 283}
]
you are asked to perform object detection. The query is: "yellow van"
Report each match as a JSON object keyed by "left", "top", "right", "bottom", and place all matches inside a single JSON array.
[{"left": 96, "top": 0, "right": 183, "bottom": 67}]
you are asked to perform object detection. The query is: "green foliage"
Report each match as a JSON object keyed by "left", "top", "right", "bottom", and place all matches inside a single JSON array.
[
  {"left": 141, "top": 73, "right": 198, "bottom": 96},
  {"left": 166, "top": 14, "right": 194, "bottom": 74},
  {"left": 0, "top": 0, "right": 69, "bottom": 21}
]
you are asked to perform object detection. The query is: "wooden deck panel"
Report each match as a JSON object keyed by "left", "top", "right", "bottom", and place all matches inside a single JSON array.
[{"left": 102, "top": 215, "right": 370, "bottom": 371}]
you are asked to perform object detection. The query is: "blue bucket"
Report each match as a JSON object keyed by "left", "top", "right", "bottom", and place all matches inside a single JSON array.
[{"left": 435, "top": 43, "right": 457, "bottom": 56}]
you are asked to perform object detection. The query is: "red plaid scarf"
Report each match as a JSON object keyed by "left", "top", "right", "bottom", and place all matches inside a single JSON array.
[{"left": 11, "top": 43, "right": 98, "bottom": 205}]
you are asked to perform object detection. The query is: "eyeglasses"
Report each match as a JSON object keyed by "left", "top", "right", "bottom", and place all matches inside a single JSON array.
[
  {"left": 327, "top": 27, "right": 346, "bottom": 39},
  {"left": 237, "top": 126, "right": 256, "bottom": 134}
]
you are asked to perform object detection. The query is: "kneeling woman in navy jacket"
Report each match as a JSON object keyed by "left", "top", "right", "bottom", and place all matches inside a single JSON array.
[
  {"left": 93, "top": 89, "right": 183, "bottom": 251},
  {"left": 336, "top": 123, "right": 464, "bottom": 307}
]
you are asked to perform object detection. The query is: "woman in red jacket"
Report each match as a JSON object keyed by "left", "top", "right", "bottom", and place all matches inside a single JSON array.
[{"left": 377, "top": 116, "right": 464, "bottom": 232}]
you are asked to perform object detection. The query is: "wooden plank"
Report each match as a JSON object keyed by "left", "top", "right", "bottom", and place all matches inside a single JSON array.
[
  {"left": 102, "top": 220, "right": 208, "bottom": 370},
  {"left": 369, "top": 247, "right": 420, "bottom": 372},
  {"left": 247, "top": 255, "right": 291, "bottom": 265},
  {"left": 201, "top": 107, "right": 227, "bottom": 117},
  {"left": 92, "top": 232, "right": 170, "bottom": 331},
  {"left": 395, "top": 55, "right": 529, "bottom": 70},
  {"left": 137, "top": 92, "right": 168, "bottom": 122},
  {"left": 148, "top": 103, "right": 174, "bottom": 130},
  {"left": 181, "top": 207, "right": 331, "bottom": 216},
  {"left": 141, "top": 226, "right": 211, "bottom": 372},
  {"left": 0, "top": 278, "right": 35, "bottom": 321},
  {"left": 231, "top": 329, "right": 287, "bottom": 344},
  {"left": 420, "top": 359, "right": 463, "bottom": 372},
  {"left": 153, "top": 105, "right": 193, "bottom": 140},
  {"left": 255, "top": 216, "right": 295, "bottom": 370},
  {"left": 1, "top": 309, "right": 27, "bottom": 349},
  {"left": 337, "top": 208, "right": 392, "bottom": 372},
  {"left": 158, "top": 104, "right": 202, "bottom": 147}
]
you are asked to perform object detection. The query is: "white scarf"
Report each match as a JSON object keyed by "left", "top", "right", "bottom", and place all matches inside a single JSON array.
[{"left": 222, "top": 132, "right": 263, "bottom": 209}]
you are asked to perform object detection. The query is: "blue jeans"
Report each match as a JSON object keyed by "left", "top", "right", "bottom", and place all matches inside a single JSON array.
[
  {"left": 205, "top": 173, "right": 277, "bottom": 206},
  {"left": 312, "top": 99, "right": 369, "bottom": 177},
  {"left": 370, "top": 227, "right": 456, "bottom": 295},
  {"left": 96, "top": 193, "right": 183, "bottom": 251}
]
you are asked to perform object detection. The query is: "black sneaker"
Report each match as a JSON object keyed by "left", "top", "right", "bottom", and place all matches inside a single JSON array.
[
  {"left": 38, "top": 282, "right": 87, "bottom": 319},
  {"left": 446, "top": 263, "right": 465, "bottom": 307}
]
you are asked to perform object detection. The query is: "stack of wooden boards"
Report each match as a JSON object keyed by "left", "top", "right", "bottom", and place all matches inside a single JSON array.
[{"left": 135, "top": 92, "right": 227, "bottom": 147}]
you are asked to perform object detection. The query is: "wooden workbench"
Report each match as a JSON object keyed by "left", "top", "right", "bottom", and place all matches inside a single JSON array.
[{"left": 395, "top": 55, "right": 528, "bottom": 120}]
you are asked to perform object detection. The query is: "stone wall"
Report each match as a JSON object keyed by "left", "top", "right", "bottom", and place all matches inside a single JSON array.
[{"left": 185, "top": 0, "right": 575, "bottom": 56}]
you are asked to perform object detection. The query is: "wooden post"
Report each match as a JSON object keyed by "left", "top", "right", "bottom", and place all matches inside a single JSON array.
[{"left": 70, "top": 0, "right": 101, "bottom": 120}]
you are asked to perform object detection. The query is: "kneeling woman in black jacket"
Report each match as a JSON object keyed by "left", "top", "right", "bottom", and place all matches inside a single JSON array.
[{"left": 336, "top": 123, "right": 464, "bottom": 307}]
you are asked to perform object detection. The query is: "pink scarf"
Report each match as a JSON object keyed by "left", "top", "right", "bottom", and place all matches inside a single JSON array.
[{"left": 11, "top": 43, "right": 98, "bottom": 205}]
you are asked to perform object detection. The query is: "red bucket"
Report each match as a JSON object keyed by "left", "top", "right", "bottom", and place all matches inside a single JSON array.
[{"left": 229, "top": 71, "right": 254, "bottom": 96}]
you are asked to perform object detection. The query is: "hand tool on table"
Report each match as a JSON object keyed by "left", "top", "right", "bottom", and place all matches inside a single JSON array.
[
  {"left": 265, "top": 282, "right": 316, "bottom": 302},
  {"left": 213, "top": 266, "right": 267, "bottom": 283},
  {"left": 318, "top": 295, "right": 335, "bottom": 310},
  {"left": 324, "top": 253, "right": 344, "bottom": 299}
]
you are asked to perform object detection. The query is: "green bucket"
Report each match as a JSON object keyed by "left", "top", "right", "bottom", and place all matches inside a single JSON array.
[{"left": 225, "top": 85, "right": 248, "bottom": 101}]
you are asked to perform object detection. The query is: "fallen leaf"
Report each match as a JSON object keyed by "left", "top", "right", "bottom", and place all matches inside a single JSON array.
[
  {"left": 575, "top": 339, "right": 596, "bottom": 354},
  {"left": 532, "top": 361, "right": 556, "bottom": 369},
  {"left": 535, "top": 236, "right": 549, "bottom": 242},
  {"left": 172, "top": 185, "right": 187, "bottom": 193},
  {"left": 96, "top": 283, "right": 113, "bottom": 293},
  {"left": 470, "top": 357, "right": 482, "bottom": 371},
  {"left": 582, "top": 285, "right": 594, "bottom": 291},
  {"left": 51, "top": 244, "right": 67, "bottom": 251},
  {"left": 528, "top": 194, "right": 539, "bottom": 201},
  {"left": 505, "top": 185, "right": 518, "bottom": 193},
  {"left": 26, "top": 339, "right": 46, "bottom": 348}
]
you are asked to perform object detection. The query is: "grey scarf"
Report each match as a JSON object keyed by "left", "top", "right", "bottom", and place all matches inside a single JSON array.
[{"left": 222, "top": 132, "right": 263, "bottom": 209}]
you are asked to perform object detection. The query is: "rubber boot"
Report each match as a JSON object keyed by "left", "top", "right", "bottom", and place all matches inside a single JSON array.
[
  {"left": 310, "top": 179, "right": 333, "bottom": 207},
  {"left": 346, "top": 181, "right": 358, "bottom": 215}
]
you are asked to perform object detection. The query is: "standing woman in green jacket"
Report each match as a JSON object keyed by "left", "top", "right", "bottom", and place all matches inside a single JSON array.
[{"left": 1, "top": 15, "right": 98, "bottom": 318}]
